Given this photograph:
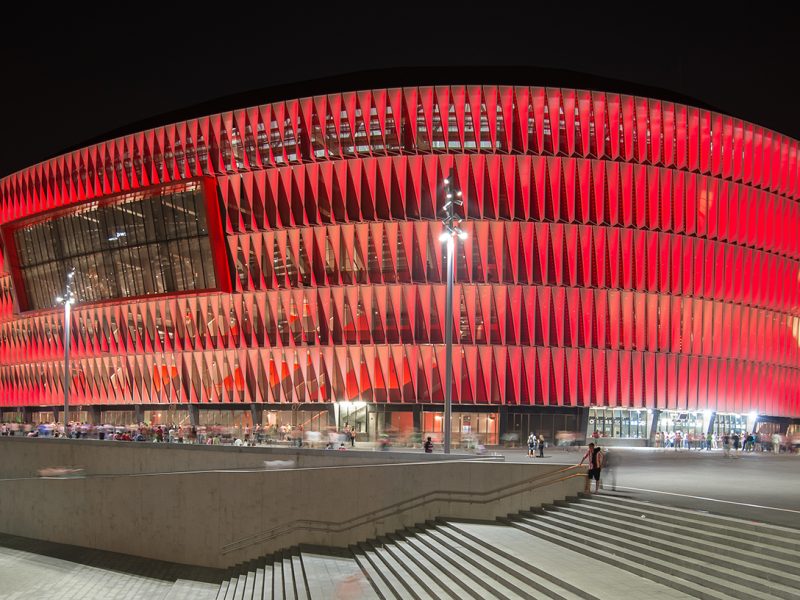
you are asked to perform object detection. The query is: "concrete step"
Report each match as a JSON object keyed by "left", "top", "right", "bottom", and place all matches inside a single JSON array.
[
  {"left": 535, "top": 506, "right": 800, "bottom": 598},
  {"left": 378, "top": 534, "right": 453, "bottom": 599},
  {"left": 221, "top": 573, "right": 241, "bottom": 600},
  {"left": 571, "top": 497, "right": 800, "bottom": 565},
  {"left": 235, "top": 561, "right": 259, "bottom": 600},
  {"left": 349, "top": 545, "right": 396, "bottom": 600},
  {"left": 251, "top": 565, "right": 266, "bottom": 600},
  {"left": 401, "top": 526, "right": 520, "bottom": 600},
  {"left": 385, "top": 531, "right": 475, "bottom": 599},
  {"left": 365, "top": 540, "right": 425, "bottom": 600},
  {"left": 583, "top": 496, "right": 800, "bottom": 550},
  {"left": 422, "top": 526, "right": 546, "bottom": 599},
  {"left": 578, "top": 496, "right": 800, "bottom": 564},
  {"left": 432, "top": 522, "right": 588, "bottom": 600},
  {"left": 408, "top": 527, "right": 526, "bottom": 600},
  {"left": 291, "top": 553, "right": 310, "bottom": 600},
  {"left": 272, "top": 554, "right": 284, "bottom": 600},
  {"left": 510, "top": 513, "right": 750, "bottom": 600},
  {"left": 282, "top": 555, "right": 297, "bottom": 600},
  {"left": 300, "top": 550, "right": 379, "bottom": 600},
  {"left": 553, "top": 501, "right": 800, "bottom": 585},
  {"left": 262, "top": 561, "right": 274, "bottom": 600},
  {"left": 355, "top": 543, "right": 413, "bottom": 599},
  {"left": 446, "top": 519, "right": 697, "bottom": 600}
]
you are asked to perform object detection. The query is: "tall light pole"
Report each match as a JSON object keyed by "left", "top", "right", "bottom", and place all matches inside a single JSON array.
[
  {"left": 56, "top": 268, "right": 76, "bottom": 438},
  {"left": 439, "top": 169, "right": 466, "bottom": 453}
]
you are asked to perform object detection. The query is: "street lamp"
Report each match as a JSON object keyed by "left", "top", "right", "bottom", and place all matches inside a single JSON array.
[
  {"left": 439, "top": 169, "right": 466, "bottom": 454},
  {"left": 55, "top": 268, "right": 76, "bottom": 438}
]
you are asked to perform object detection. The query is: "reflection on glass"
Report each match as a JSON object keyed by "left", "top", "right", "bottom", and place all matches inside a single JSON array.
[{"left": 13, "top": 182, "right": 217, "bottom": 311}]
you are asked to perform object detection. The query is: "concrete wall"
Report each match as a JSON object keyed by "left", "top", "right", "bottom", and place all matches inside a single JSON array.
[
  {"left": 0, "top": 449, "right": 584, "bottom": 568},
  {"left": 0, "top": 437, "right": 480, "bottom": 478}
]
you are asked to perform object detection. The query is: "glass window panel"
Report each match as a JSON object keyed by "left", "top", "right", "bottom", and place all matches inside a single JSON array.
[
  {"left": 137, "top": 246, "right": 156, "bottom": 294},
  {"left": 10, "top": 182, "right": 216, "bottom": 310},
  {"left": 167, "top": 241, "right": 186, "bottom": 289},
  {"left": 198, "top": 237, "right": 216, "bottom": 288},
  {"left": 139, "top": 199, "right": 157, "bottom": 243},
  {"left": 187, "top": 237, "right": 205, "bottom": 289},
  {"left": 177, "top": 238, "right": 193, "bottom": 288},
  {"left": 162, "top": 195, "right": 179, "bottom": 240},
  {"left": 195, "top": 192, "right": 208, "bottom": 235}
]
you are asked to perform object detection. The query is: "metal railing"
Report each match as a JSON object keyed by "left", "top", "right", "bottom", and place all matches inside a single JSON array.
[{"left": 221, "top": 463, "right": 585, "bottom": 555}]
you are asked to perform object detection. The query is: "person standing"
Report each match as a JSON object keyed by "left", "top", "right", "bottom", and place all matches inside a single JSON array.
[
  {"left": 423, "top": 436, "right": 434, "bottom": 453},
  {"left": 527, "top": 433, "right": 536, "bottom": 458},
  {"left": 579, "top": 443, "right": 605, "bottom": 493},
  {"left": 538, "top": 434, "right": 545, "bottom": 458}
]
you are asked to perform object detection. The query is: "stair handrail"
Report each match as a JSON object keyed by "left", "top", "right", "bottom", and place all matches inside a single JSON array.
[{"left": 221, "top": 462, "right": 585, "bottom": 555}]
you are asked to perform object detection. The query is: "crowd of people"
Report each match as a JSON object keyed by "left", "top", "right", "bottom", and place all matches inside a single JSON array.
[
  {"left": 0, "top": 421, "right": 361, "bottom": 448},
  {"left": 654, "top": 430, "right": 796, "bottom": 453}
]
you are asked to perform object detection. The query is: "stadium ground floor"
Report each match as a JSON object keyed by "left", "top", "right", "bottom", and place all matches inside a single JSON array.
[{"left": 1, "top": 403, "right": 796, "bottom": 447}]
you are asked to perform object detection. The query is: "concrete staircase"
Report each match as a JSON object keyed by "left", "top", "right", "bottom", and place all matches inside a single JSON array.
[
  {"left": 214, "top": 496, "right": 800, "bottom": 599},
  {"left": 505, "top": 494, "right": 800, "bottom": 600}
]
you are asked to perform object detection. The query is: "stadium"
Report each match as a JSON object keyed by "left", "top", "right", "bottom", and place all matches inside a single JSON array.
[{"left": 1, "top": 67, "right": 798, "bottom": 445}]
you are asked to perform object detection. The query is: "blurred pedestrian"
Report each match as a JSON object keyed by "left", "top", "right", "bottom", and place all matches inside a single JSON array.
[
  {"left": 424, "top": 436, "right": 434, "bottom": 453},
  {"left": 527, "top": 433, "right": 536, "bottom": 458},
  {"left": 772, "top": 432, "right": 781, "bottom": 454},
  {"left": 604, "top": 449, "right": 619, "bottom": 491},
  {"left": 538, "top": 434, "right": 545, "bottom": 458}
]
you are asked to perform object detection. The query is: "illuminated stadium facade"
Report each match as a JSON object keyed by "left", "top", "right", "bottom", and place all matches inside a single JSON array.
[{"left": 1, "top": 68, "right": 798, "bottom": 443}]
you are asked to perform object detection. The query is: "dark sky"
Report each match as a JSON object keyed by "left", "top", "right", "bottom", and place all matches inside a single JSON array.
[{"left": 2, "top": 7, "right": 796, "bottom": 178}]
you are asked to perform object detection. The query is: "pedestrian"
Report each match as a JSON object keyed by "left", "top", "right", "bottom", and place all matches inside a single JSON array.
[
  {"left": 579, "top": 443, "right": 605, "bottom": 493},
  {"left": 722, "top": 433, "right": 731, "bottom": 457},
  {"left": 423, "top": 436, "right": 434, "bottom": 453},
  {"left": 349, "top": 426, "right": 356, "bottom": 447},
  {"left": 527, "top": 433, "right": 536, "bottom": 458},
  {"left": 538, "top": 434, "right": 545, "bottom": 458}
]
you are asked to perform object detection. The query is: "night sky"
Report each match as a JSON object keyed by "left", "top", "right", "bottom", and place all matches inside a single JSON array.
[{"left": 2, "top": 7, "right": 796, "bottom": 179}]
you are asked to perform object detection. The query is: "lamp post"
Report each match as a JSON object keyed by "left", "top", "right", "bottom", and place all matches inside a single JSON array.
[
  {"left": 439, "top": 169, "right": 466, "bottom": 453},
  {"left": 56, "top": 268, "right": 76, "bottom": 438}
]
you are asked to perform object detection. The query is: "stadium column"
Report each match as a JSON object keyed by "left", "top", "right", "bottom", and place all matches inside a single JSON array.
[
  {"left": 249, "top": 404, "right": 262, "bottom": 426},
  {"left": 706, "top": 412, "right": 717, "bottom": 435},
  {"left": 134, "top": 405, "right": 144, "bottom": 425},
  {"left": 648, "top": 409, "right": 661, "bottom": 446},
  {"left": 88, "top": 406, "right": 101, "bottom": 425},
  {"left": 498, "top": 406, "right": 509, "bottom": 442},
  {"left": 579, "top": 407, "right": 591, "bottom": 443},
  {"left": 188, "top": 405, "right": 200, "bottom": 427}
]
